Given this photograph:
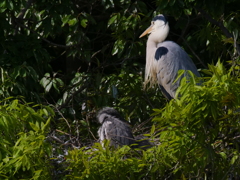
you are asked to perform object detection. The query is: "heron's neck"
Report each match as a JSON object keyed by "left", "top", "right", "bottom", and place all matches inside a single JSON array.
[
  {"left": 144, "top": 23, "right": 170, "bottom": 88},
  {"left": 146, "top": 40, "right": 157, "bottom": 61},
  {"left": 144, "top": 39, "right": 158, "bottom": 87}
]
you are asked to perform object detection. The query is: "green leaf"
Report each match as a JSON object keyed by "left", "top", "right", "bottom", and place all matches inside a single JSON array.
[
  {"left": 6, "top": 0, "right": 13, "bottom": 10},
  {"left": 62, "top": 15, "right": 71, "bottom": 26},
  {"left": 80, "top": 19, "right": 88, "bottom": 28},
  {"left": 230, "top": 154, "right": 238, "bottom": 165},
  {"left": 69, "top": 18, "right": 78, "bottom": 26},
  {"left": 219, "top": 152, "right": 227, "bottom": 160},
  {"left": 150, "top": 125, "right": 155, "bottom": 135},
  {"left": 45, "top": 81, "right": 53, "bottom": 93},
  {"left": 42, "top": 118, "right": 51, "bottom": 131},
  {"left": 29, "top": 122, "right": 40, "bottom": 132},
  {"left": 0, "top": 1, "right": 6, "bottom": 8},
  {"left": 108, "top": 14, "right": 118, "bottom": 27}
]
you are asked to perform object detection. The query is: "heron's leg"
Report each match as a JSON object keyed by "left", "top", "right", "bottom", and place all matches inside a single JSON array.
[{"left": 159, "top": 85, "right": 172, "bottom": 100}]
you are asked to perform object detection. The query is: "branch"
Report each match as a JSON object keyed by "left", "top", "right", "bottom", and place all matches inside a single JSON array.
[
  {"left": 171, "top": 32, "right": 208, "bottom": 69},
  {"left": 15, "top": 21, "right": 77, "bottom": 48},
  {"left": 42, "top": 38, "right": 76, "bottom": 48},
  {"left": 11, "top": 0, "right": 78, "bottom": 48},
  {"left": 181, "top": 35, "right": 208, "bottom": 69},
  {"left": 57, "top": 81, "right": 90, "bottom": 110},
  {"left": 196, "top": 8, "right": 240, "bottom": 56},
  {"left": 18, "top": 0, "right": 35, "bottom": 19}
]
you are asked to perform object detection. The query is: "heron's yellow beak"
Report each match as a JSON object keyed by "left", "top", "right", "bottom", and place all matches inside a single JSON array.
[{"left": 139, "top": 25, "right": 153, "bottom": 38}]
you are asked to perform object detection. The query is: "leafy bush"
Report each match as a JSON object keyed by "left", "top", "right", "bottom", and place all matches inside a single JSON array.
[
  {"left": 0, "top": 0, "right": 239, "bottom": 179},
  {"left": 0, "top": 98, "right": 54, "bottom": 179},
  {"left": 153, "top": 61, "right": 240, "bottom": 179},
  {"left": 64, "top": 61, "right": 240, "bottom": 179},
  {"left": 65, "top": 142, "right": 162, "bottom": 180}
]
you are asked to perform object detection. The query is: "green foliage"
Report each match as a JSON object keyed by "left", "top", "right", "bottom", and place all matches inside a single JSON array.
[
  {"left": 0, "top": 0, "right": 240, "bottom": 179},
  {"left": 66, "top": 142, "right": 162, "bottom": 180},
  {"left": 152, "top": 61, "right": 240, "bottom": 178},
  {"left": 63, "top": 61, "right": 240, "bottom": 179},
  {"left": 0, "top": 98, "right": 54, "bottom": 179},
  {"left": 0, "top": 0, "right": 239, "bottom": 118}
]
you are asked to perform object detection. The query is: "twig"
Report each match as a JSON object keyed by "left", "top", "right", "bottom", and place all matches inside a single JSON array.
[
  {"left": 58, "top": 81, "right": 90, "bottom": 110},
  {"left": 17, "top": 0, "right": 34, "bottom": 19},
  {"left": 12, "top": 2, "right": 79, "bottom": 49},
  {"left": 196, "top": 7, "right": 240, "bottom": 56},
  {"left": 85, "top": 114, "right": 98, "bottom": 141},
  {"left": 56, "top": 129, "right": 71, "bottom": 136},
  {"left": 132, "top": 116, "right": 153, "bottom": 133},
  {"left": 15, "top": 21, "right": 77, "bottom": 48},
  {"left": 172, "top": 32, "right": 208, "bottom": 69},
  {"left": 49, "top": 135, "right": 64, "bottom": 144},
  {"left": 176, "top": 15, "right": 191, "bottom": 44},
  {"left": 55, "top": 107, "right": 72, "bottom": 134},
  {"left": 42, "top": 38, "right": 76, "bottom": 48}
]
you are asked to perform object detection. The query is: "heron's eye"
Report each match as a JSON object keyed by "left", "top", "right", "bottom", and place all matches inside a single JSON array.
[{"left": 151, "top": 21, "right": 154, "bottom": 25}]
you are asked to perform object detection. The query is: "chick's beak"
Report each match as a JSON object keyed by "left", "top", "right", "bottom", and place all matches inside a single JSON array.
[{"left": 139, "top": 25, "right": 153, "bottom": 38}]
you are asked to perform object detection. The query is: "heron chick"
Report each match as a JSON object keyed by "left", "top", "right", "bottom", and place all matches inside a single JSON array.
[
  {"left": 97, "top": 107, "right": 152, "bottom": 149},
  {"left": 97, "top": 107, "right": 135, "bottom": 148}
]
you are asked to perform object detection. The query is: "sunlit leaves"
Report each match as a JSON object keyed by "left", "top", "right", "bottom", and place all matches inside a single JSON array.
[
  {"left": 40, "top": 73, "right": 64, "bottom": 93},
  {"left": 0, "top": 0, "right": 239, "bottom": 178},
  {"left": 108, "top": 14, "right": 118, "bottom": 27},
  {"left": 66, "top": 143, "right": 148, "bottom": 179},
  {"left": 0, "top": 98, "right": 54, "bottom": 179},
  {"left": 112, "top": 39, "right": 125, "bottom": 56},
  {"left": 152, "top": 61, "right": 240, "bottom": 178}
]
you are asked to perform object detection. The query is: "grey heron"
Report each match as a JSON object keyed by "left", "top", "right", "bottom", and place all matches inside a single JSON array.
[
  {"left": 97, "top": 107, "right": 135, "bottom": 148},
  {"left": 140, "top": 14, "right": 201, "bottom": 100},
  {"left": 97, "top": 107, "right": 152, "bottom": 149}
]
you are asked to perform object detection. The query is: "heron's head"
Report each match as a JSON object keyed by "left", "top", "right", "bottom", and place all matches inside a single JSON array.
[
  {"left": 97, "top": 107, "right": 125, "bottom": 124},
  {"left": 139, "top": 14, "right": 169, "bottom": 43}
]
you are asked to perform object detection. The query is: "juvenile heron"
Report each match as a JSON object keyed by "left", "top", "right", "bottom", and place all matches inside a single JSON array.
[
  {"left": 140, "top": 14, "right": 201, "bottom": 100},
  {"left": 97, "top": 107, "right": 152, "bottom": 149},
  {"left": 97, "top": 107, "right": 135, "bottom": 148}
]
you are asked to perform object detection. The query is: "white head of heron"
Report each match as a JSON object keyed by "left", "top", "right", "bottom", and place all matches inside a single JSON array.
[{"left": 140, "top": 14, "right": 169, "bottom": 43}]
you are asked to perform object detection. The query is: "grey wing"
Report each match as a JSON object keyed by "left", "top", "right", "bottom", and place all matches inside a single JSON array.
[
  {"left": 159, "top": 85, "right": 172, "bottom": 100},
  {"left": 156, "top": 41, "right": 201, "bottom": 98},
  {"left": 101, "top": 118, "right": 135, "bottom": 148}
]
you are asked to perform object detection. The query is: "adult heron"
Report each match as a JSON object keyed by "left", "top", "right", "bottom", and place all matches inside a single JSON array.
[{"left": 139, "top": 14, "right": 201, "bottom": 100}]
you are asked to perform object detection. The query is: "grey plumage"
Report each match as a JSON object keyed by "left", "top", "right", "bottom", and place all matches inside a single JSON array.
[
  {"left": 140, "top": 14, "right": 201, "bottom": 99},
  {"left": 97, "top": 107, "right": 152, "bottom": 149},
  {"left": 156, "top": 41, "right": 201, "bottom": 99},
  {"left": 97, "top": 107, "right": 135, "bottom": 148}
]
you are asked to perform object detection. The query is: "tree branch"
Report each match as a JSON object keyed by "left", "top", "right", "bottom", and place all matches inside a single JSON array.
[
  {"left": 18, "top": 0, "right": 35, "bottom": 19},
  {"left": 57, "top": 81, "right": 90, "bottom": 110},
  {"left": 15, "top": 21, "right": 77, "bottom": 48},
  {"left": 196, "top": 8, "right": 240, "bottom": 56},
  {"left": 171, "top": 32, "right": 208, "bottom": 69}
]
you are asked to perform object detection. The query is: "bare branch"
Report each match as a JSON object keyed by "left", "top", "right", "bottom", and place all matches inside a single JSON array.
[
  {"left": 58, "top": 81, "right": 90, "bottom": 110},
  {"left": 196, "top": 8, "right": 240, "bottom": 56},
  {"left": 171, "top": 32, "right": 208, "bottom": 69},
  {"left": 18, "top": 0, "right": 35, "bottom": 19},
  {"left": 42, "top": 38, "right": 76, "bottom": 48},
  {"left": 15, "top": 20, "right": 77, "bottom": 48}
]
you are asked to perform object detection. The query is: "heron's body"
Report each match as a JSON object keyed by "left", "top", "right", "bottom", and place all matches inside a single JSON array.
[
  {"left": 97, "top": 107, "right": 135, "bottom": 148},
  {"left": 140, "top": 14, "right": 201, "bottom": 99},
  {"left": 97, "top": 107, "right": 152, "bottom": 149},
  {"left": 154, "top": 41, "right": 200, "bottom": 99}
]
